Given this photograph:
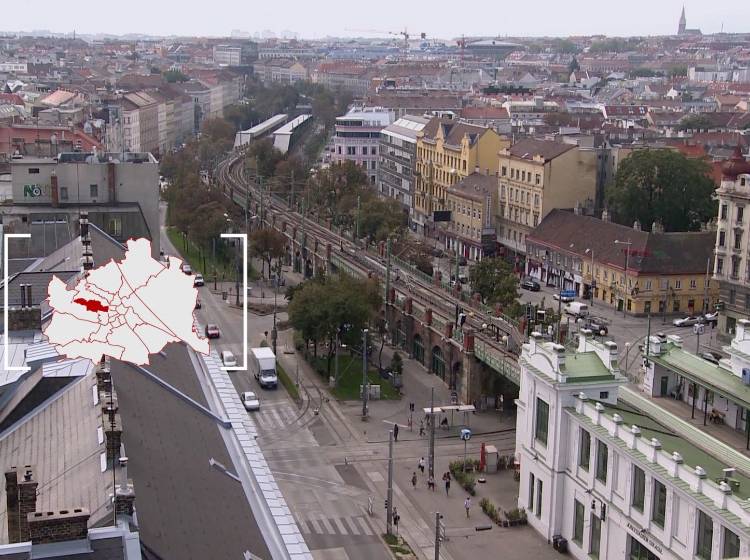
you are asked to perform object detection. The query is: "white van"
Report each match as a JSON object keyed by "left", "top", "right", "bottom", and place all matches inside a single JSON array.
[{"left": 564, "top": 301, "right": 589, "bottom": 318}]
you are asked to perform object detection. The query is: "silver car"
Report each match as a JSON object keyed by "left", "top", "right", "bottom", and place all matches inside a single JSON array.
[
  {"left": 241, "top": 391, "right": 260, "bottom": 411},
  {"left": 672, "top": 316, "right": 700, "bottom": 327}
]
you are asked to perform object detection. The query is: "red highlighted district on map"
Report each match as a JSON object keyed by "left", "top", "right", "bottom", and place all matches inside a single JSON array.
[{"left": 73, "top": 297, "right": 110, "bottom": 313}]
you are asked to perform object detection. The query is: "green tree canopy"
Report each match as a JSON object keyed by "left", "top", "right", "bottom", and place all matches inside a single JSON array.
[
  {"left": 288, "top": 275, "right": 381, "bottom": 372},
  {"left": 359, "top": 198, "right": 407, "bottom": 242},
  {"left": 605, "top": 149, "right": 717, "bottom": 232},
  {"left": 469, "top": 258, "right": 519, "bottom": 308},
  {"left": 164, "top": 69, "right": 188, "bottom": 83},
  {"left": 249, "top": 228, "right": 287, "bottom": 278}
]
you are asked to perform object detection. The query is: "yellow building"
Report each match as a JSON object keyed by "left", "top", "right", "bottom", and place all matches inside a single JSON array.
[
  {"left": 444, "top": 173, "right": 498, "bottom": 262},
  {"left": 414, "top": 118, "right": 508, "bottom": 236},
  {"left": 526, "top": 210, "right": 718, "bottom": 316},
  {"left": 497, "top": 139, "right": 599, "bottom": 256}
]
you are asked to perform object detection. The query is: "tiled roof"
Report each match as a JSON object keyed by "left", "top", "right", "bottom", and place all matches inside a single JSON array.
[
  {"left": 421, "top": 117, "right": 489, "bottom": 147},
  {"left": 446, "top": 173, "right": 497, "bottom": 202},
  {"left": 528, "top": 209, "right": 715, "bottom": 275},
  {"left": 461, "top": 106, "right": 510, "bottom": 119},
  {"left": 507, "top": 138, "right": 575, "bottom": 162}
]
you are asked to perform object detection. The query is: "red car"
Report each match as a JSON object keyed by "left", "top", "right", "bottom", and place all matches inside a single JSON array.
[{"left": 205, "top": 324, "right": 220, "bottom": 338}]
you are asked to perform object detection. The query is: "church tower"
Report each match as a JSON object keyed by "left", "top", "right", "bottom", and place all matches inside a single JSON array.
[{"left": 678, "top": 6, "right": 687, "bottom": 34}]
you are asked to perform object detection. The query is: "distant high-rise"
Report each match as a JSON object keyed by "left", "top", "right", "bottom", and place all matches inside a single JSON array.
[{"left": 678, "top": 6, "right": 687, "bottom": 34}]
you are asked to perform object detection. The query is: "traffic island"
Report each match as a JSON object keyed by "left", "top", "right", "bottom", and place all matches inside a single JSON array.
[{"left": 382, "top": 533, "right": 416, "bottom": 559}]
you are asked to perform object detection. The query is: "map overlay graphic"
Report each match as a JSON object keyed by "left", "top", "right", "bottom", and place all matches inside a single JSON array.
[{"left": 43, "top": 238, "right": 209, "bottom": 365}]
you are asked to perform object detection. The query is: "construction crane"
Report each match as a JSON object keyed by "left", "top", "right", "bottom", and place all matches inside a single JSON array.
[
  {"left": 344, "top": 27, "right": 425, "bottom": 54},
  {"left": 456, "top": 35, "right": 467, "bottom": 62}
]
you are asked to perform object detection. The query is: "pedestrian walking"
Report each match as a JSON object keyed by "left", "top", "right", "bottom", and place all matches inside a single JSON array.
[
  {"left": 419, "top": 420, "right": 425, "bottom": 437},
  {"left": 411, "top": 472, "right": 417, "bottom": 489},
  {"left": 393, "top": 507, "right": 400, "bottom": 535},
  {"left": 464, "top": 496, "right": 472, "bottom": 518},
  {"left": 443, "top": 472, "right": 451, "bottom": 496},
  {"left": 428, "top": 474, "right": 435, "bottom": 491},
  {"left": 418, "top": 457, "right": 425, "bottom": 474},
  {"left": 407, "top": 415, "right": 413, "bottom": 431},
  {"left": 393, "top": 423, "right": 399, "bottom": 442}
]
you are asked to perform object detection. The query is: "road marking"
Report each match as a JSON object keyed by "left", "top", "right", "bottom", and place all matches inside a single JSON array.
[
  {"left": 356, "top": 516, "right": 374, "bottom": 535},
  {"left": 320, "top": 517, "right": 335, "bottom": 534},
  {"left": 342, "top": 517, "right": 361, "bottom": 535},
  {"left": 307, "top": 518, "right": 323, "bottom": 534},
  {"left": 367, "top": 471, "right": 384, "bottom": 482},
  {"left": 332, "top": 517, "right": 348, "bottom": 535}
]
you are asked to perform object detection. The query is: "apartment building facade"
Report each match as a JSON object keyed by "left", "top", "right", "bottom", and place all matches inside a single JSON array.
[
  {"left": 414, "top": 118, "right": 507, "bottom": 236},
  {"left": 517, "top": 331, "right": 750, "bottom": 560},
  {"left": 497, "top": 139, "right": 598, "bottom": 256},
  {"left": 526, "top": 209, "right": 718, "bottom": 316},
  {"left": 377, "top": 114, "right": 429, "bottom": 222},
  {"left": 444, "top": 172, "right": 498, "bottom": 261},
  {"left": 332, "top": 107, "right": 394, "bottom": 184},
  {"left": 713, "top": 146, "right": 750, "bottom": 337}
]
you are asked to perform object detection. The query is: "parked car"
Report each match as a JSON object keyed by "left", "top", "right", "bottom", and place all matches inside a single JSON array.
[
  {"left": 700, "top": 352, "right": 721, "bottom": 365},
  {"left": 702, "top": 312, "right": 718, "bottom": 325},
  {"left": 583, "top": 319, "right": 608, "bottom": 337},
  {"left": 221, "top": 350, "right": 237, "bottom": 368},
  {"left": 673, "top": 316, "right": 700, "bottom": 327},
  {"left": 194, "top": 297, "right": 202, "bottom": 309},
  {"left": 205, "top": 324, "right": 220, "bottom": 339},
  {"left": 521, "top": 278, "right": 541, "bottom": 291},
  {"left": 241, "top": 391, "right": 260, "bottom": 411},
  {"left": 193, "top": 273, "right": 204, "bottom": 287},
  {"left": 181, "top": 263, "right": 193, "bottom": 275},
  {"left": 553, "top": 293, "right": 575, "bottom": 303}
]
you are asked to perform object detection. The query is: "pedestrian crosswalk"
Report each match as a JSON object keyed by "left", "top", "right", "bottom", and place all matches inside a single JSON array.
[
  {"left": 252, "top": 401, "right": 301, "bottom": 432},
  {"left": 296, "top": 513, "right": 376, "bottom": 537}
]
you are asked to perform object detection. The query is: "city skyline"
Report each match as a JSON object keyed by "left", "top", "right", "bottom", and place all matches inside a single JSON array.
[{"left": 1, "top": 0, "right": 749, "bottom": 39}]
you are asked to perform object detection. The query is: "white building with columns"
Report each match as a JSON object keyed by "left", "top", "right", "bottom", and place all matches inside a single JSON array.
[{"left": 516, "top": 329, "right": 750, "bottom": 560}]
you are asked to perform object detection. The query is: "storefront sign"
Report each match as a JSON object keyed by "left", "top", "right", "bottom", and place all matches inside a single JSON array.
[{"left": 626, "top": 521, "right": 663, "bottom": 554}]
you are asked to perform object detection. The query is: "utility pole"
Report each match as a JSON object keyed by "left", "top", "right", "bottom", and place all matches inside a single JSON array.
[
  {"left": 614, "top": 238, "right": 632, "bottom": 317},
  {"left": 235, "top": 240, "right": 241, "bottom": 307},
  {"left": 334, "top": 328, "right": 340, "bottom": 386},
  {"left": 703, "top": 257, "right": 711, "bottom": 315},
  {"left": 290, "top": 169, "right": 295, "bottom": 210},
  {"left": 428, "top": 387, "right": 435, "bottom": 478},
  {"left": 385, "top": 237, "right": 392, "bottom": 305},
  {"left": 259, "top": 176, "right": 264, "bottom": 228},
  {"left": 386, "top": 429, "right": 394, "bottom": 535},
  {"left": 455, "top": 248, "right": 460, "bottom": 285},
  {"left": 272, "top": 263, "right": 278, "bottom": 355},
  {"left": 434, "top": 512, "right": 442, "bottom": 560},
  {"left": 362, "top": 328, "right": 369, "bottom": 418},
  {"left": 356, "top": 194, "right": 361, "bottom": 241}
]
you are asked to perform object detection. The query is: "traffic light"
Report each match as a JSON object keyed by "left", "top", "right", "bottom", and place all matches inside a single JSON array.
[
  {"left": 385, "top": 498, "right": 389, "bottom": 510},
  {"left": 409, "top": 402, "right": 415, "bottom": 412}
]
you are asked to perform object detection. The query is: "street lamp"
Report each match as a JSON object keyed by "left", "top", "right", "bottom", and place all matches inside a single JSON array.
[
  {"left": 614, "top": 239, "right": 632, "bottom": 317},
  {"left": 584, "top": 248, "right": 595, "bottom": 308}
]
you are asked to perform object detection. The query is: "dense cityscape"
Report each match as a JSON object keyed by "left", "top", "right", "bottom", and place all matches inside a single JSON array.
[{"left": 2, "top": 3, "right": 750, "bottom": 560}]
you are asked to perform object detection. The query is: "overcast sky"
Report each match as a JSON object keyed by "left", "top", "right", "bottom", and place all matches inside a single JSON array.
[{"left": 3, "top": 0, "right": 748, "bottom": 39}]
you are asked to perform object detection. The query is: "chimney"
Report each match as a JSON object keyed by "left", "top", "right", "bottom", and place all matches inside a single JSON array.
[
  {"left": 5, "top": 466, "right": 38, "bottom": 543},
  {"left": 5, "top": 469, "right": 20, "bottom": 542},
  {"left": 114, "top": 482, "right": 136, "bottom": 517},
  {"left": 50, "top": 173, "right": 59, "bottom": 208},
  {"left": 28, "top": 509, "right": 90, "bottom": 544},
  {"left": 19, "top": 283, "right": 27, "bottom": 308},
  {"left": 105, "top": 414, "right": 122, "bottom": 462},
  {"left": 25, "top": 285, "right": 32, "bottom": 308},
  {"left": 601, "top": 209, "right": 609, "bottom": 222},
  {"left": 633, "top": 220, "right": 641, "bottom": 231}
]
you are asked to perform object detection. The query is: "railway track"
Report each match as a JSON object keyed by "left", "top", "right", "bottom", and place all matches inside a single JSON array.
[{"left": 215, "top": 150, "right": 522, "bottom": 374}]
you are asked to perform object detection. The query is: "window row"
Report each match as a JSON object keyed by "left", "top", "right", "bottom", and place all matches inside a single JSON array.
[
  {"left": 577, "top": 428, "right": 741, "bottom": 560},
  {"left": 500, "top": 165, "right": 542, "bottom": 186}
]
